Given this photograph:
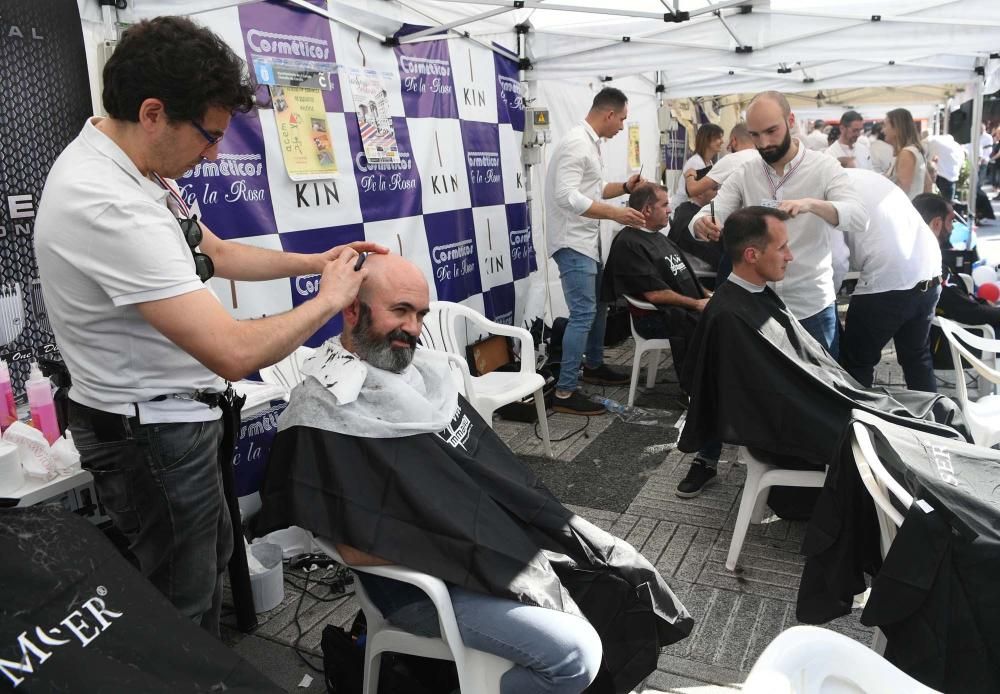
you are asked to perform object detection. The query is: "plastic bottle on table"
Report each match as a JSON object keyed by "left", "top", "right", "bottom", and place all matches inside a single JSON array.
[
  {"left": 25, "top": 362, "right": 61, "bottom": 445},
  {"left": 0, "top": 360, "right": 16, "bottom": 432}
]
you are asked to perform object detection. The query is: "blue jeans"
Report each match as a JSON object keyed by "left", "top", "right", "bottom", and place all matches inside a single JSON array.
[
  {"left": 381, "top": 584, "right": 602, "bottom": 694},
  {"left": 841, "top": 284, "right": 940, "bottom": 392},
  {"left": 553, "top": 248, "right": 607, "bottom": 392},
  {"left": 68, "top": 402, "right": 231, "bottom": 635},
  {"left": 798, "top": 302, "right": 840, "bottom": 359}
]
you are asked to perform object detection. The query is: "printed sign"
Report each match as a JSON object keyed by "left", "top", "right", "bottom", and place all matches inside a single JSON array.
[
  {"left": 347, "top": 67, "right": 399, "bottom": 164},
  {"left": 271, "top": 86, "right": 338, "bottom": 180}
]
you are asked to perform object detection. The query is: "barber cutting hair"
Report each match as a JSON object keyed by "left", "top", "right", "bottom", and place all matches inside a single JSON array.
[{"left": 34, "top": 16, "right": 384, "bottom": 635}]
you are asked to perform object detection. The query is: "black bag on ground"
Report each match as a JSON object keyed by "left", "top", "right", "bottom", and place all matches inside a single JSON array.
[{"left": 323, "top": 611, "right": 459, "bottom": 694}]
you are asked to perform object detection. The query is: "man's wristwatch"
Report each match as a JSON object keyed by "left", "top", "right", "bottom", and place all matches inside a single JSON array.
[{"left": 623, "top": 179, "right": 632, "bottom": 194}]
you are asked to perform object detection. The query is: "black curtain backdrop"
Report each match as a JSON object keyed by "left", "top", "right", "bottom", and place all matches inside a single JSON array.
[{"left": 0, "top": 0, "right": 93, "bottom": 392}]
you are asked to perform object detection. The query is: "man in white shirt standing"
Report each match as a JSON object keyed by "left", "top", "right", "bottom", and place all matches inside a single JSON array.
[
  {"left": 867, "top": 123, "right": 895, "bottom": 176},
  {"left": 34, "top": 17, "right": 381, "bottom": 636},
  {"left": 825, "top": 110, "right": 872, "bottom": 170},
  {"left": 805, "top": 119, "right": 829, "bottom": 151},
  {"left": 691, "top": 91, "right": 869, "bottom": 358},
  {"left": 925, "top": 133, "right": 966, "bottom": 200},
  {"left": 544, "top": 87, "right": 645, "bottom": 415},
  {"left": 840, "top": 170, "right": 942, "bottom": 392}
]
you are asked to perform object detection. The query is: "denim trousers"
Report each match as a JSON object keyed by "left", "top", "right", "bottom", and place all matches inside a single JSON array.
[
  {"left": 68, "top": 403, "right": 231, "bottom": 635},
  {"left": 553, "top": 248, "right": 608, "bottom": 392},
  {"left": 798, "top": 302, "right": 841, "bottom": 359},
  {"left": 841, "top": 285, "right": 941, "bottom": 392},
  {"left": 383, "top": 585, "right": 603, "bottom": 694}
]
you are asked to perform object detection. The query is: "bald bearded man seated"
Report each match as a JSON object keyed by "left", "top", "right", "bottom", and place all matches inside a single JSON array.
[{"left": 255, "top": 254, "right": 693, "bottom": 694}]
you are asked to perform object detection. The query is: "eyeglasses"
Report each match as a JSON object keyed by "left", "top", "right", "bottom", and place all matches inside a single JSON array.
[
  {"left": 191, "top": 120, "right": 223, "bottom": 148},
  {"left": 177, "top": 216, "right": 215, "bottom": 283}
]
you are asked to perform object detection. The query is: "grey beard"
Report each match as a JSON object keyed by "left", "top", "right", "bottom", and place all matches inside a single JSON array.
[{"left": 353, "top": 304, "right": 417, "bottom": 373}]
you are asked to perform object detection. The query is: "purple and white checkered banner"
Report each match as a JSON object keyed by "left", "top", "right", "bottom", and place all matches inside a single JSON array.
[{"left": 191, "top": 2, "right": 537, "bottom": 348}]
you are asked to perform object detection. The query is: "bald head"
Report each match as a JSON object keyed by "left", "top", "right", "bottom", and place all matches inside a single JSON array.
[
  {"left": 747, "top": 91, "right": 791, "bottom": 119},
  {"left": 357, "top": 253, "right": 428, "bottom": 303},
  {"left": 342, "top": 254, "right": 430, "bottom": 372}
]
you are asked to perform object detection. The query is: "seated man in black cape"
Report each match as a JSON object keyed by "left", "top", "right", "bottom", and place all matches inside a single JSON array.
[
  {"left": 678, "top": 206, "right": 968, "bottom": 624},
  {"left": 255, "top": 254, "right": 693, "bottom": 694},
  {"left": 600, "top": 183, "right": 722, "bottom": 498}
]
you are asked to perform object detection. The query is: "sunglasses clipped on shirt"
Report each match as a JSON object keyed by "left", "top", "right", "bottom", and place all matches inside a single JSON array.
[{"left": 177, "top": 216, "right": 215, "bottom": 283}]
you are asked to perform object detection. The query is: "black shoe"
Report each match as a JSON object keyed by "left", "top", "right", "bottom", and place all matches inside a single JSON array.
[
  {"left": 676, "top": 460, "right": 717, "bottom": 498},
  {"left": 552, "top": 391, "right": 606, "bottom": 416},
  {"left": 581, "top": 364, "right": 630, "bottom": 385}
]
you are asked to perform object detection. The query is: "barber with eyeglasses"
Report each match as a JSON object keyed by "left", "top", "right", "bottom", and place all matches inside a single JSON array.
[{"left": 33, "top": 16, "right": 384, "bottom": 636}]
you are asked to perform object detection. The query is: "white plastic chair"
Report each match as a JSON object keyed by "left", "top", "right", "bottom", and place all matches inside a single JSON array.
[
  {"left": 935, "top": 317, "right": 1000, "bottom": 448},
  {"left": 623, "top": 295, "right": 673, "bottom": 407},
  {"left": 931, "top": 316, "right": 996, "bottom": 396},
  {"left": 421, "top": 301, "right": 552, "bottom": 457},
  {"left": 258, "top": 346, "right": 316, "bottom": 396},
  {"left": 743, "top": 625, "right": 939, "bottom": 693},
  {"left": 313, "top": 538, "right": 514, "bottom": 694},
  {"left": 726, "top": 448, "right": 827, "bottom": 571}
]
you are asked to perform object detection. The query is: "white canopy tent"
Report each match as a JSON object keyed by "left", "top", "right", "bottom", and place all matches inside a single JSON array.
[{"left": 75, "top": 0, "right": 1000, "bottom": 319}]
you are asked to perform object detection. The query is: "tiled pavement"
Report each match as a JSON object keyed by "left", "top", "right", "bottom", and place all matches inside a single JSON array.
[{"left": 226, "top": 332, "right": 965, "bottom": 693}]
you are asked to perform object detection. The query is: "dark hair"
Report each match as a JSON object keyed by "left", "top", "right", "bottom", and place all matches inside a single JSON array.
[
  {"left": 694, "top": 123, "right": 725, "bottom": 160},
  {"left": 813, "top": 119, "right": 826, "bottom": 129},
  {"left": 723, "top": 206, "right": 791, "bottom": 261},
  {"left": 103, "top": 16, "right": 255, "bottom": 123},
  {"left": 885, "top": 108, "right": 923, "bottom": 155},
  {"left": 870, "top": 122, "right": 885, "bottom": 141},
  {"left": 840, "top": 110, "right": 863, "bottom": 127},
  {"left": 912, "top": 193, "right": 951, "bottom": 225},
  {"left": 591, "top": 87, "right": 628, "bottom": 113},
  {"left": 628, "top": 184, "right": 667, "bottom": 211},
  {"left": 827, "top": 126, "right": 840, "bottom": 145}
]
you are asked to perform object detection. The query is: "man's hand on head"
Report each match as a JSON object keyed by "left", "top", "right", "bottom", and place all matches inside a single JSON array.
[
  {"left": 615, "top": 206, "right": 646, "bottom": 227},
  {"left": 317, "top": 248, "right": 366, "bottom": 313},
  {"left": 693, "top": 216, "right": 721, "bottom": 242},
  {"left": 312, "top": 241, "right": 389, "bottom": 273},
  {"left": 627, "top": 172, "right": 646, "bottom": 192}
]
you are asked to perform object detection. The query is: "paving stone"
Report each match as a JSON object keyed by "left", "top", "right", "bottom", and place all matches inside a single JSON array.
[
  {"left": 698, "top": 559, "right": 801, "bottom": 602},
  {"left": 625, "top": 515, "right": 659, "bottom": 549},
  {"left": 643, "top": 669, "right": 740, "bottom": 692},
  {"left": 638, "top": 520, "right": 678, "bottom": 564},
  {"left": 713, "top": 593, "right": 763, "bottom": 671},
  {"left": 689, "top": 589, "right": 739, "bottom": 664}
]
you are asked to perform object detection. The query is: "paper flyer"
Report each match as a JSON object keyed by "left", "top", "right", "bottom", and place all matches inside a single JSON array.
[
  {"left": 628, "top": 122, "right": 641, "bottom": 171},
  {"left": 270, "top": 85, "right": 337, "bottom": 181},
  {"left": 347, "top": 67, "right": 399, "bottom": 164}
]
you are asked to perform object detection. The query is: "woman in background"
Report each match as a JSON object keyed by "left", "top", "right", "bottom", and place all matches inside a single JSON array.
[
  {"left": 674, "top": 123, "right": 724, "bottom": 209},
  {"left": 883, "top": 108, "right": 930, "bottom": 199}
]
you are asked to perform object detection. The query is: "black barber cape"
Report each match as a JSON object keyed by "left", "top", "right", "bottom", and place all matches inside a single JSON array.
[
  {"left": 678, "top": 280, "right": 970, "bottom": 623},
  {"left": 256, "top": 391, "right": 693, "bottom": 693},
  {"left": 601, "top": 226, "right": 705, "bottom": 329},
  {"left": 852, "top": 410, "right": 1000, "bottom": 693},
  {"left": 0, "top": 505, "right": 279, "bottom": 693}
]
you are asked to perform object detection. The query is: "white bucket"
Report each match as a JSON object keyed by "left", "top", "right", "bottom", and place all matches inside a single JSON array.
[
  {"left": 248, "top": 542, "right": 284, "bottom": 613},
  {"left": 0, "top": 440, "right": 24, "bottom": 496}
]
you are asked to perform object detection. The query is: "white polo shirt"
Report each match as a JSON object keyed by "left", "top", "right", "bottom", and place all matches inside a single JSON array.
[
  {"left": 690, "top": 139, "right": 869, "bottom": 319},
  {"left": 842, "top": 169, "right": 941, "bottom": 295},
  {"left": 706, "top": 149, "right": 760, "bottom": 187},
  {"left": 34, "top": 118, "right": 224, "bottom": 422},
  {"left": 544, "top": 121, "right": 608, "bottom": 261},
  {"left": 825, "top": 140, "right": 873, "bottom": 170}
]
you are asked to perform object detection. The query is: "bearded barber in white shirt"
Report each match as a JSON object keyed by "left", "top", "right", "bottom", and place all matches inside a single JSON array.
[{"left": 691, "top": 91, "right": 869, "bottom": 358}]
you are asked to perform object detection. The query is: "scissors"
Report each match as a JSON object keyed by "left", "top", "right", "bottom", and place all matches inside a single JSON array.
[{"left": 354, "top": 252, "right": 369, "bottom": 271}]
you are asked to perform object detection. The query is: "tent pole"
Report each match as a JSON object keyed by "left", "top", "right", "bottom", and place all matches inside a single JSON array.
[{"left": 967, "top": 64, "right": 985, "bottom": 236}]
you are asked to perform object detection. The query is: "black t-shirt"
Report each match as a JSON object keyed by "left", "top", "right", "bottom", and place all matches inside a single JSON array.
[{"left": 601, "top": 226, "right": 704, "bottom": 304}]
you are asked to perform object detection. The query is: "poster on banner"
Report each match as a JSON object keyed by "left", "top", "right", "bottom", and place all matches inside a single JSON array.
[
  {"left": 270, "top": 86, "right": 338, "bottom": 180},
  {"left": 0, "top": 0, "right": 92, "bottom": 391},
  {"left": 628, "top": 123, "right": 641, "bottom": 171},
  {"left": 346, "top": 67, "right": 399, "bottom": 164}
]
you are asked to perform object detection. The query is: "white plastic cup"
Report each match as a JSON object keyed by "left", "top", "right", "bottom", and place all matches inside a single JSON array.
[
  {"left": 248, "top": 542, "right": 285, "bottom": 613},
  {"left": 0, "top": 440, "right": 24, "bottom": 495}
]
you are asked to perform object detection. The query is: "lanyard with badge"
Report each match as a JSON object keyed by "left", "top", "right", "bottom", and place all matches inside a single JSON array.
[{"left": 759, "top": 154, "right": 805, "bottom": 208}]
